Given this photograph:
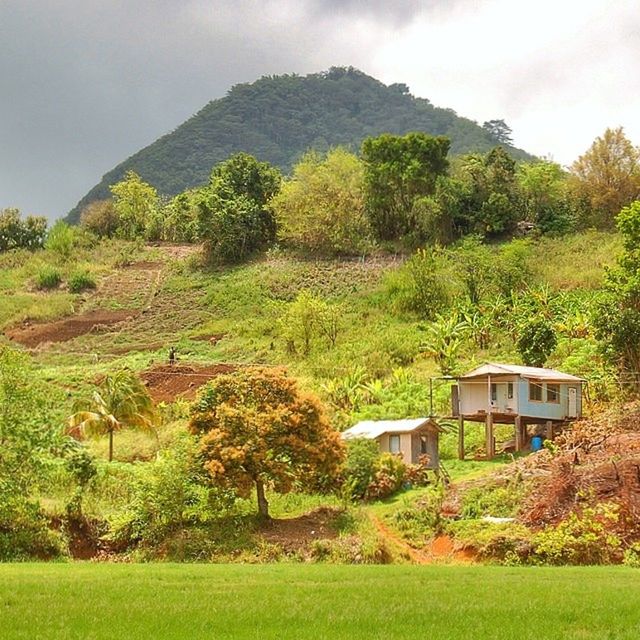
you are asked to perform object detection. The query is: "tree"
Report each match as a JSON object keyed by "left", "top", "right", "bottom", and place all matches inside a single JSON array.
[
  {"left": 482, "top": 119, "right": 513, "bottom": 145},
  {"left": 272, "top": 148, "right": 372, "bottom": 255},
  {"left": 190, "top": 368, "right": 344, "bottom": 519},
  {"left": 0, "top": 346, "right": 62, "bottom": 558},
  {"left": 571, "top": 127, "right": 640, "bottom": 226},
  {"left": 110, "top": 171, "right": 159, "bottom": 239},
  {"left": 198, "top": 153, "right": 282, "bottom": 263},
  {"left": 0, "top": 208, "right": 47, "bottom": 252},
  {"left": 361, "top": 132, "right": 450, "bottom": 241},
  {"left": 594, "top": 201, "right": 640, "bottom": 389},
  {"left": 80, "top": 199, "right": 120, "bottom": 237},
  {"left": 516, "top": 317, "right": 557, "bottom": 367},
  {"left": 68, "top": 370, "right": 157, "bottom": 462}
]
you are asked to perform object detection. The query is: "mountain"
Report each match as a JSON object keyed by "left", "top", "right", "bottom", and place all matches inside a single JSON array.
[{"left": 67, "top": 67, "right": 534, "bottom": 223}]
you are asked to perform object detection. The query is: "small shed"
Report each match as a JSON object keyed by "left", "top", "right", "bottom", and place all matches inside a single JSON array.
[
  {"left": 452, "top": 363, "right": 585, "bottom": 459},
  {"left": 341, "top": 417, "right": 442, "bottom": 469}
]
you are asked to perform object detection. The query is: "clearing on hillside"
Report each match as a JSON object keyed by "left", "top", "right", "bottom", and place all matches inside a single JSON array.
[{"left": 141, "top": 363, "right": 236, "bottom": 402}]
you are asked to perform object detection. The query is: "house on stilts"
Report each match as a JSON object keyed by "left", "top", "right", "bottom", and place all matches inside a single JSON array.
[{"left": 451, "top": 363, "right": 584, "bottom": 459}]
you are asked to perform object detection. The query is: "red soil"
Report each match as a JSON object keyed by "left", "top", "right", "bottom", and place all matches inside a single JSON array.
[
  {"left": 5, "top": 309, "right": 136, "bottom": 348},
  {"left": 140, "top": 363, "right": 236, "bottom": 403}
]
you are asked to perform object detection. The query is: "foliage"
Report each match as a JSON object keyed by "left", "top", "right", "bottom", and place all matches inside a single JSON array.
[
  {"left": 343, "top": 438, "right": 380, "bottom": 500},
  {"left": 0, "top": 208, "right": 47, "bottom": 252},
  {"left": 67, "top": 67, "right": 531, "bottom": 223},
  {"left": 198, "top": 153, "right": 281, "bottom": 264},
  {"left": 385, "top": 247, "right": 454, "bottom": 319},
  {"left": 279, "top": 291, "right": 343, "bottom": 356},
  {"left": 459, "top": 481, "right": 525, "bottom": 519},
  {"left": 420, "top": 312, "right": 468, "bottom": 375},
  {"left": 190, "top": 368, "right": 344, "bottom": 518},
  {"left": 45, "top": 221, "right": 78, "bottom": 258},
  {"left": 0, "top": 347, "right": 63, "bottom": 559},
  {"left": 482, "top": 119, "right": 513, "bottom": 145},
  {"left": 68, "top": 369, "right": 158, "bottom": 462},
  {"left": 110, "top": 171, "right": 160, "bottom": 240},
  {"left": 365, "top": 453, "right": 407, "bottom": 500},
  {"left": 35, "top": 265, "right": 62, "bottom": 290},
  {"left": 361, "top": 132, "right": 450, "bottom": 241},
  {"left": 273, "top": 148, "right": 372, "bottom": 255},
  {"left": 108, "top": 435, "right": 235, "bottom": 554},
  {"left": 571, "top": 127, "right": 640, "bottom": 227},
  {"left": 68, "top": 270, "right": 97, "bottom": 293},
  {"left": 161, "top": 190, "right": 200, "bottom": 242},
  {"left": 593, "top": 201, "right": 640, "bottom": 389},
  {"left": 63, "top": 446, "right": 98, "bottom": 517},
  {"left": 80, "top": 199, "right": 120, "bottom": 237},
  {"left": 390, "top": 487, "right": 444, "bottom": 544},
  {"left": 531, "top": 504, "right": 622, "bottom": 565},
  {"left": 516, "top": 316, "right": 557, "bottom": 367}
]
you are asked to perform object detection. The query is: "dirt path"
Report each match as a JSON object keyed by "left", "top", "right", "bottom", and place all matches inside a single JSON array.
[{"left": 371, "top": 516, "right": 475, "bottom": 565}]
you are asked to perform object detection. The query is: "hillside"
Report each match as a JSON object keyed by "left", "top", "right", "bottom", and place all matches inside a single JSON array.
[{"left": 66, "top": 67, "right": 533, "bottom": 223}]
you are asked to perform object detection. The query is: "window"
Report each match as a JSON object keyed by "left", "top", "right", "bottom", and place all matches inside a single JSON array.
[
  {"left": 529, "top": 381, "right": 543, "bottom": 402},
  {"left": 507, "top": 382, "right": 514, "bottom": 399},
  {"left": 420, "top": 435, "right": 428, "bottom": 455},
  {"left": 389, "top": 435, "right": 401, "bottom": 454},
  {"left": 491, "top": 383, "right": 497, "bottom": 403},
  {"left": 547, "top": 383, "right": 560, "bottom": 403}
]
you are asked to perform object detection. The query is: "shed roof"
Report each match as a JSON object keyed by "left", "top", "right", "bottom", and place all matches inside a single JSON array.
[
  {"left": 342, "top": 417, "right": 440, "bottom": 441},
  {"left": 459, "top": 363, "right": 584, "bottom": 382}
]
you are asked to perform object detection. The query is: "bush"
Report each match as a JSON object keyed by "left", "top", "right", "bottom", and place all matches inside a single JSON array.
[
  {"left": 45, "top": 221, "right": 77, "bottom": 259},
  {"left": 68, "top": 270, "right": 97, "bottom": 293},
  {"left": 459, "top": 481, "right": 526, "bottom": 519},
  {"left": 35, "top": 266, "right": 62, "bottom": 290},
  {"left": 390, "top": 487, "right": 444, "bottom": 544},
  {"left": 80, "top": 199, "right": 120, "bottom": 237},
  {"left": 344, "top": 438, "right": 379, "bottom": 499},
  {"left": 365, "top": 453, "right": 407, "bottom": 500},
  {"left": 0, "top": 208, "right": 47, "bottom": 251}
]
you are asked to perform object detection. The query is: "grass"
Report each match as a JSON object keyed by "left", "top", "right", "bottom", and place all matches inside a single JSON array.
[{"left": 2, "top": 564, "right": 640, "bottom": 639}]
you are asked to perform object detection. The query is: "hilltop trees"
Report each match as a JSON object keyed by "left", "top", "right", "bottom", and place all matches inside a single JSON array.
[
  {"left": 273, "top": 148, "right": 371, "bottom": 255},
  {"left": 361, "top": 132, "right": 450, "bottom": 241},
  {"left": 198, "top": 153, "right": 282, "bottom": 263},
  {"left": 190, "top": 369, "right": 344, "bottom": 519},
  {"left": 571, "top": 127, "right": 640, "bottom": 227}
]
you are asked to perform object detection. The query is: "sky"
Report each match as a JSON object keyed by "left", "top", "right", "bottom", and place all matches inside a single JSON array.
[{"left": 1, "top": 0, "right": 639, "bottom": 220}]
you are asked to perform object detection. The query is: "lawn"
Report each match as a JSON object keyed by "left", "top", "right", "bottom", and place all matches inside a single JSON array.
[{"left": 2, "top": 564, "right": 640, "bottom": 639}]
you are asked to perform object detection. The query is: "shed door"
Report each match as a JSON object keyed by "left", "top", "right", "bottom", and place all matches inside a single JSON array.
[{"left": 568, "top": 387, "right": 577, "bottom": 418}]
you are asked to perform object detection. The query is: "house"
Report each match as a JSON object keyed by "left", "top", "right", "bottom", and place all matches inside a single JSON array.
[
  {"left": 452, "top": 363, "right": 584, "bottom": 459},
  {"left": 341, "top": 417, "right": 442, "bottom": 469}
]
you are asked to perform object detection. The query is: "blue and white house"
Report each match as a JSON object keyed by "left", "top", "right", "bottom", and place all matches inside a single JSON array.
[{"left": 452, "top": 363, "right": 584, "bottom": 459}]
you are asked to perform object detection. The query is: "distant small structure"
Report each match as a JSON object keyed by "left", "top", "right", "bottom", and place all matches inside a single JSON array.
[
  {"left": 451, "top": 363, "right": 584, "bottom": 459},
  {"left": 341, "top": 417, "right": 442, "bottom": 469}
]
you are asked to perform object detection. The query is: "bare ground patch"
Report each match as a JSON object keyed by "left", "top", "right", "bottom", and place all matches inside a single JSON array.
[{"left": 141, "top": 363, "right": 236, "bottom": 402}]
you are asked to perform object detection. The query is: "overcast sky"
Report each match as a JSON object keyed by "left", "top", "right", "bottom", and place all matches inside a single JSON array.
[{"left": 2, "top": 0, "right": 639, "bottom": 220}]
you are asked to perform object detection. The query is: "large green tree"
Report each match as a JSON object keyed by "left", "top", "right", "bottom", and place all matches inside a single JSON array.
[
  {"left": 594, "top": 200, "right": 640, "bottom": 389},
  {"left": 273, "top": 148, "right": 371, "bottom": 255},
  {"left": 110, "top": 171, "right": 159, "bottom": 239},
  {"left": 68, "top": 370, "right": 157, "bottom": 462},
  {"left": 361, "top": 132, "right": 450, "bottom": 241},
  {"left": 198, "top": 153, "right": 282, "bottom": 263},
  {"left": 190, "top": 368, "right": 344, "bottom": 519}
]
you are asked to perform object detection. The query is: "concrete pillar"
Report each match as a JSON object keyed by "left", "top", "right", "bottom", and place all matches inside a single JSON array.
[
  {"left": 546, "top": 420, "right": 554, "bottom": 441},
  {"left": 515, "top": 416, "right": 523, "bottom": 452},
  {"left": 458, "top": 416, "right": 465, "bottom": 460}
]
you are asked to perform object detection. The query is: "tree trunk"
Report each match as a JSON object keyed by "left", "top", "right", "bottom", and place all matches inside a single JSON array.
[
  {"left": 108, "top": 431, "right": 114, "bottom": 463},
  {"left": 255, "top": 480, "right": 269, "bottom": 520}
]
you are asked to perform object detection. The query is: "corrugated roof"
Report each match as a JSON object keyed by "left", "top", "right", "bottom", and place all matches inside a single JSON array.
[
  {"left": 341, "top": 417, "right": 437, "bottom": 440},
  {"left": 459, "top": 363, "right": 584, "bottom": 382}
]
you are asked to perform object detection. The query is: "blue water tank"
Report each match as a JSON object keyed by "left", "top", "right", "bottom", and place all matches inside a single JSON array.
[{"left": 531, "top": 435, "right": 543, "bottom": 452}]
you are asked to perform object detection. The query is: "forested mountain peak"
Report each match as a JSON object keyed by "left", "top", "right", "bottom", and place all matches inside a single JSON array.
[{"left": 67, "top": 67, "right": 532, "bottom": 222}]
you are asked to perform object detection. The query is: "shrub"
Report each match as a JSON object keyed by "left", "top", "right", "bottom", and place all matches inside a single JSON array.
[
  {"left": 80, "top": 199, "right": 120, "bottom": 237},
  {"left": 460, "top": 481, "right": 526, "bottom": 519},
  {"left": 391, "top": 487, "right": 444, "bottom": 544},
  {"left": 45, "top": 221, "right": 77, "bottom": 258},
  {"left": 68, "top": 270, "right": 97, "bottom": 293},
  {"left": 344, "top": 438, "right": 379, "bottom": 500},
  {"left": 0, "top": 208, "right": 47, "bottom": 251},
  {"left": 35, "top": 266, "right": 62, "bottom": 290},
  {"left": 365, "top": 453, "right": 407, "bottom": 500}
]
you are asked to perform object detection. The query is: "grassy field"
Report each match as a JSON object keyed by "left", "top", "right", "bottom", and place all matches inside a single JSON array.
[{"left": 2, "top": 564, "right": 640, "bottom": 639}]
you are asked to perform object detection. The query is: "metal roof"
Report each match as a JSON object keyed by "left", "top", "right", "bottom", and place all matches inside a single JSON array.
[
  {"left": 341, "top": 417, "right": 439, "bottom": 440},
  {"left": 459, "top": 363, "right": 585, "bottom": 382}
]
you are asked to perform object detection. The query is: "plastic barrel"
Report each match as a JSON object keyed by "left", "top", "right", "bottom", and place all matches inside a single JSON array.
[{"left": 531, "top": 435, "right": 543, "bottom": 452}]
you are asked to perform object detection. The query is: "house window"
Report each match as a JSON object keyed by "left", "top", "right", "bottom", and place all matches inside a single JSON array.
[
  {"left": 491, "top": 383, "right": 497, "bottom": 403},
  {"left": 507, "top": 383, "right": 514, "bottom": 399},
  {"left": 547, "top": 383, "right": 560, "bottom": 403},
  {"left": 389, "top": 435, "right": 401, "bottom": 454},
  {"left": 529, "top": 381, "right": 543, "bottom": 402},
  {"left": 420, "top": 435, "right": 428, "bottom": 455}
]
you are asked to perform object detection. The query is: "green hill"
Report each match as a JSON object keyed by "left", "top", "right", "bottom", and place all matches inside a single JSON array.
[{"left": 66, "top": 67, "right": 533, "bottom": 223}]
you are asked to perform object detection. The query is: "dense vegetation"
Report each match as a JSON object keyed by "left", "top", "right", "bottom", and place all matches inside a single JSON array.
[
  {"left": 66, "top": 67, "right": 532, "bottom": 222},
  {"left": 2, "top": 123, "right": 640, "bottom": 565}
]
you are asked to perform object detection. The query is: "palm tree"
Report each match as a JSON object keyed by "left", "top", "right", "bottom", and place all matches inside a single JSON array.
[{"left": 68, "top": 369, "right": 157, "bottom": 462}]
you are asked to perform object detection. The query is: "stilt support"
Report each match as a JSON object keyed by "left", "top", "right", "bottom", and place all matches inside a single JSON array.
[
  {"left": 486, "top": 413, "right": 495, "bottom": 459},
  {"left": 458, "top": 417, "right": 465, "bottom": 460}
]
